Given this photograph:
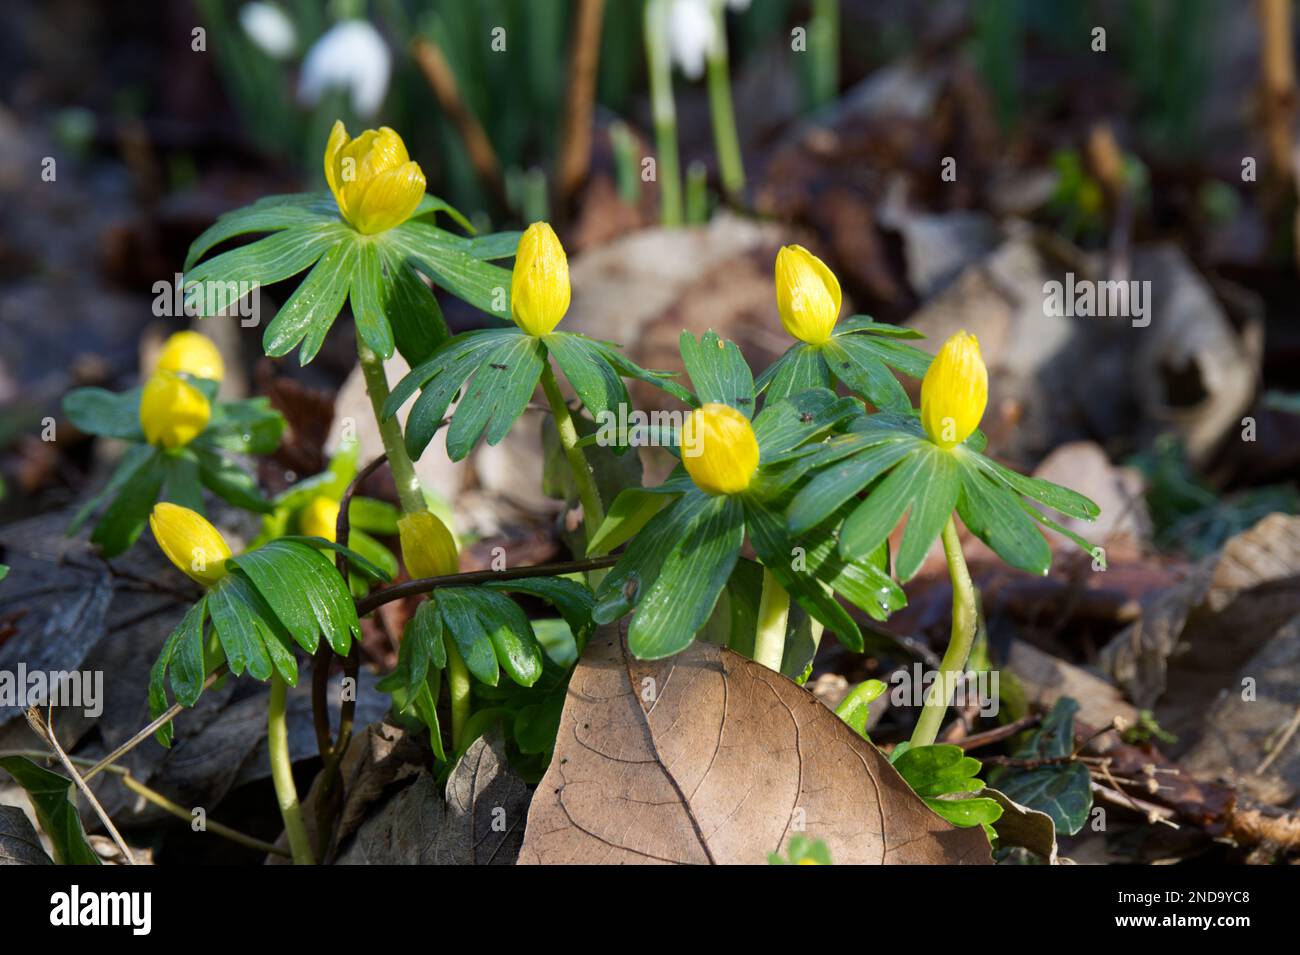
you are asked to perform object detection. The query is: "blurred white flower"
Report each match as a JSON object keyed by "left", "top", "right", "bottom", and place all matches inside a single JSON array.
[
  {"left": 298, "top": 20, "right": 391, "bottom": 119},
  {"left": 667, "top": 0, "right": 718, "bottom": 81},
  {"left": 239, "top": 3, "right": 297, "bottom": 60}
]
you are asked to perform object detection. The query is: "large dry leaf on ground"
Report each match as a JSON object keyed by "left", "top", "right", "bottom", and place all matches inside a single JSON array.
[
  {"left": 1099, "top": 513, "right": 1300, "bottom": 720},
  {"left": 519, "top": 628, "right": 991, "bottom": 865}
]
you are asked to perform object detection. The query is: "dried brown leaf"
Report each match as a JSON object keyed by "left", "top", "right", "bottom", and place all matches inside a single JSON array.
[{"left": 519, "top": 627, "right": 992, "bottom": 865}]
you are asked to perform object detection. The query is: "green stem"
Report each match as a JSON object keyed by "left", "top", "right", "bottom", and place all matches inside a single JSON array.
[
  {"left": 808, "top": 0, "right": 840, "bottom": 109},
  {"left": 645, "top": 0, "right": 682, "bottom": 226},
  {"left": 753, "top": 568, "right": 791, "bottom": 672},
  {"left": 356, "top": 331, "right": 425, "bottom": 516},
  {"left": 540, "top": 362, "right": 605, "bottom": 545},
  {"left": 445, "top": 634, "right": 472, "bottom": 752},
  {"left": 268, "top": 674, "right": 315, "bottom": 865},
  {"left": 909, "top": 516, "right": 979, "bottom": 747},
  {"left": 706, "top": 2, "right": 745, "bottom": 199}
]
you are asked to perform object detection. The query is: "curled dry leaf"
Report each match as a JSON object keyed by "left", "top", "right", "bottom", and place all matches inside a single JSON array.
[{"left": 519, "top": 625, "right": 992, "bottom": 865}]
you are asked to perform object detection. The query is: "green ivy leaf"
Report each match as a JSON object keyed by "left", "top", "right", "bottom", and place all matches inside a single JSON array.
[{"left": 989, "top": 698, "right": 1093, "bottom": 836}]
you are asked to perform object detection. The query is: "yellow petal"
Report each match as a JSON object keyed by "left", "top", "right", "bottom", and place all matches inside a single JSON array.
[
  {"left": 155, "top": 331, "right": 224, "bottom": 382},
  {"left": 920, "top": 330, "right": 987, "bottom": 448},
  {"left": 510, "top": 222, "right": 570, "bottom": 336},
  {"left": 681, "top": 403, "right": 760, "bottom": 495},
  {"left": 324, "top": 119, "right": 350, "bottom": 207},
  {"left": 323, "top": 122, "right": 424, "bottom": 233},
  {"left": 351, "top": 161, "right": 427, "bottom": 235},
  {"left": 398, "top": 510, "right": 459, "bottom": 579},
  {"left": 300, "top": 496, "right": 341, "bottom": 542},
  {"left": 149, "top": 502, "right": 232, "bottom": 586},
  {"left": 139, "top": 371, "right": 210, "bottom": 449},
  {"left": 774, "top": 244, "right": 841, "bottom": 345}
]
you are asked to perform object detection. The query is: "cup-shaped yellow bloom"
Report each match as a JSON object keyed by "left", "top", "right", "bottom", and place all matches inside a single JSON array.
[
  {"left": 510, "top": 222, "right": 570, "bottom": 336},
  {"left": 681, "top": 403, "right": 760, "bottom": 495},
  {"left": 921, "top": 331, "right": 988, "bottom": 449},
  {"left": 397, "top": 510, "right": 459, "bottom": 579},
  {"left": 775, "top": 244, "right": 841, "bottom": 345},
  {"left": 150, "top": 502, "right": 232, "bottom": 586},
  {"left": 324, "top": 120, "right": 426, "bottom": 235},
  {"left": 156, "top": 330, "right": 225, "bottom": 382},
  {"left": 300, "top": 496, "right": 341, "bottom": 541},
  {"left": 140, "top": 371, "right": 210, "bottom": 449}
]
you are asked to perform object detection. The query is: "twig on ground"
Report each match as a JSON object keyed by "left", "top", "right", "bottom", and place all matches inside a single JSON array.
[
  {"left": 83, "top": 664, "right": 228, "bottom": 782},
  {"left": 24, "top": 707, "right": 135, "bottom": 863}
]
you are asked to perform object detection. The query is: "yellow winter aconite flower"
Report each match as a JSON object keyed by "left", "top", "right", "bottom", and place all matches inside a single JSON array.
[
  {"left": 140, "top": 371, "right": 210, "bottom": 449},
  {"left": 774, "top": 244, "right": 841, "bottom": 345},
  {"left": 156, "top": 331, "right": 225, "bottom": 382},
  {"left": 510, "top": 221, "right": 570, "bottom": 336},
  {"left": 920, "top": 330, "right": 988, "bottom": 449},
  {"left": 397, "top": 510, "right": 459, "bottom": 579},
  {"left": 149, "top": 502, "right": 232, "bottom": 586},
  {"left": 681, "top": 402, "right": 760, "bottom": 495},
  {"left": 300, "top": 496, "right": 340, "bottom": 541},
  {"left": 324, "top": 120, "right": 426, "bottom": 235}
]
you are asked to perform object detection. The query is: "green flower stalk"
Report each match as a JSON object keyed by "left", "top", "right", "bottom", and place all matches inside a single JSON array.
[
  {"left": 706, "top": 0, "right": 745, "bottom": 199},
  {"left": 268, "top": 673, "right": 314, "bottom": 864},
  {"left": 645, "top": 0, "right": 683, "bottom": 226}
]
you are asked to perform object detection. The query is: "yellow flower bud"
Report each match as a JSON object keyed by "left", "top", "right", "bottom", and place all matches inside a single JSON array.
[
  {"left": 510, "top": 221, "right": 570, "bottom": 336},
  {"left": 140, "top": 371, "right": 210, "bottom": 449},
  {"left": 155, "top": 330, "right": 225, "bottom": 382},
  {"left": 149, "top": 502, "right": 232, "bottom": 587},
  {"left": 681, "top": 403, "right": 760, "bottom": 495},
  {"left": 920, "top": 330, "right": 988, "bottom": 449},
  {"left": 324, "top": 120, "right": 426, "bottom": 235},
  {"left": 774, "top": 244, "right": 841, "bottom": 345},
  {"left": 397, "top": 510, "right": 459, "bottom": 579},
  {"left": 300, "top": 496, "right": 340, "bottom": 541}
]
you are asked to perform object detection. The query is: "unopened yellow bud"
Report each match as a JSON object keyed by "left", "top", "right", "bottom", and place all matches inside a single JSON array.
[
  {"left": 397, "top": 510, "right": 459, "bottom": 579},
  {"left": 324, "top": 120, "right": 426, "bottom": 235},
  {"left": 681, "top": 403, "right": 760, "bottom": 495},
  {"left": 156, "top": 330, "right": 225, "bottom": 382},
  {"left": 510, "top": 221, "right": 570, "bottom": 336},
  {"left": 149, "top": 502, "right": 232, "bottom": 586},
  {"left": 300, "top": 496, "right": 340, "bottom": 541},
  {"left": 774, "top": 244, "right": 841, "bottom": 345},
  {"left": 920, "top": 331, "right": 987, "bottom": 449},
  {"left": 140, "top": 371, "right": 210, "bottom": 449}
]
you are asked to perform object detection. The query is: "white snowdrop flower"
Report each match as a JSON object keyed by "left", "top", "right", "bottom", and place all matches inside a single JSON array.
[
  {"left": 667, "top": 0, "right": 718, "bottom": 81},
  {"left": 298, "top": 19, "right": 391, "bottom": 119},
  {"left": 239, "top": 3, "right": 297, "bottom": 60}
]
